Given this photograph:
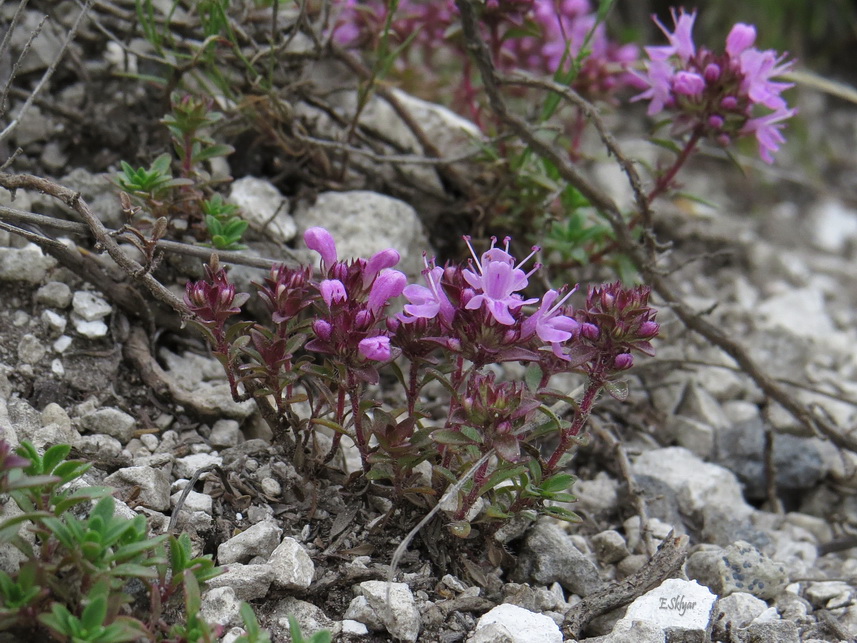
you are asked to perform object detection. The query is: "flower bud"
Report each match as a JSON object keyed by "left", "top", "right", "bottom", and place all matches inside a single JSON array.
[
  {"left": 366, "top": 248, "right": 401, "bottom": 280},
  {"left": 581, "top": 323, "right": 600, "bottom": 340},
  {"left": 445, "top": 337, "right": 462, "bottom": 352},
  {"left": 672, "top": 71, "right": 705, "bottom": 97},
  {"left": 638, "top": 320, "right": 660, "bottom": 338},
  {"left": 320, "top": 279, "right": 347, "bottom": 307},
  {"left": 313, "top": 319, "right": 332, "bottom": 340},
  {"left": 726, "top": 23, "right": 756, "bottom": 57},
  {"left": 614, "top": 353, "right": 634, "bottom": 370},
  {"left": 354, "top": 309, "right": 372, "bottom": 329},
  {"left": 304, "top": 227, "right": 338, "bottom": 266},
  {"left": 720, "top": 95, "right": 738, "bottom": 110},
  {"left": 368, "top": 270, "right": 406, "bottom": 313},
  {"left": 703, "top": 63, "right": 721, "bottom": 82},
  {"left": 708, "top": 115, "right": 725, "bottom": 129},
  {"left": 359, "top": 335, "right": 391, "bottom": 361}
]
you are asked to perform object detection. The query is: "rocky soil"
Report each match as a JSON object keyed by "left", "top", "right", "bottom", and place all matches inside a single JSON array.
[{"left": 2, "top": 2, "right": 857, "bottom": 642}]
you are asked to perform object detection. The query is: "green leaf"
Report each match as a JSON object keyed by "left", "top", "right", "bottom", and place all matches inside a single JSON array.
[
  {"left": 431, "top": 429, "right": 478, "bottom": 446},
  {"left": 458, "top": 425, "right": 483, "bottom": 444},
  {"left": 541, "top": 505, "right": 583, "bottom": 523},
  {"left": 80, "top": 593, "right": 108, "bottom": 633},
  {"left": 193, "top": 143, "right": 236, "bottom": 162},
  {"left": 41, "top": 444, "right": 71, "bottom": 475},
  {"left": 604, "top": 380, "right": 629, "bottom": 401},
  {"left": 540, "top": 473, "right": 576, "bottom": 494}
]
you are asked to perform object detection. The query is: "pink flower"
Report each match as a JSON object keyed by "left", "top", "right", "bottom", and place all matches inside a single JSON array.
[
  {"left": 737, "top": 49, "right": 794, "bottom": 111},
  {"left": 522, "top": 288, "right": 580, "bottom": 359},
  {"left": 304, "top": 227, "right": 338, "bottom": 266},
  {"left": 462, "top": 237, "right": 539, "bottom": 325},
  {"left": 726, "top": 23, "right": 756, "bottom": 56},
  {"left": 672, "top": 71, "right": 705, "bottom": 97},
  {"left": 743, "top": 107, "right": 797, "bottom": 163},
  {"left": 633, "top": 59, "right": 675, "bottom": 115},
  {"left": 359, "top": 335, "right": 391, "bottom": 361},
  {"left": 367, "top": 270, "right": 406, "bottom": 313},
  {"left": 320, "top": 279, "right": 347, "bottom": 307},
  {"left": 635, "top": 10, "right": 795, "bottom": 163},
  {"left": 401, "top": 264, "right": 455, "bottom": 325},
  {"left": 364, "top": 248, "right": 401, "bottom": 287},
  {"left": 648, "top": 8, "right": 697, "bottom": 63}
]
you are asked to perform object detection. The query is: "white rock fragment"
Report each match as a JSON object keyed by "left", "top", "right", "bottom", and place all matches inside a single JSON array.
[
  {"left": 209, "top": 419, "right": 241, "bottom": 447},
  {"left": 269, "top": 537, "right": 314, "bottom": 590},
  {"left": 632, "top": 447, "right": 753, "bottom": 518},
  {"left": 17, "top": 334, "right": 46, "bottom": 365},
  {"left": 200, "top": 586, "right": 242, "bottom": 628},
  {"left": 228, "top": 176, "right": 295, "bottom": 244},
  {"left": 206, "top": 563, "right": 275, "bottom": 601},
  {"left": 71, "top": 315, "right": 109, "bottom": 339},
  {"left": 72, "top": 290, "right": 113, "bottom": 321},
  {"left": 174, "top": 452, "right": 222, "bottom": 479},
  {"left": 470, "top": 604, "right": 562, "bottom": 643},
  {"left": 0, "top": 244, "right": 57, "bottom": 284},
  {"left": 35, "top": 281, "right": 72, "bottom": 308},
  {"left": 41, "top": 310, "right": 67, "bottom": 335},
  {"left": 809, "top": 199, "right": 857, "bottom": 253},
  {"left": 104, "top": 466, "right": 170, "bottom": 511},
  {"left": 341, "top": 619, "right": 369, "bottom": 635},
  {"left": 353, "top": 581, "right": 421, "bottom": 642},
  {"left": 170, "top": 489, "right": 213, "bottom": 514},
  {"left": 78, "top": 407, "right": 137, "bottom": 443},
  {"left": 217, "top": 520, "right": 283, "bottom": 565},
  {"left": 617, "top": 578, "right": 716, "bottom": 638}
]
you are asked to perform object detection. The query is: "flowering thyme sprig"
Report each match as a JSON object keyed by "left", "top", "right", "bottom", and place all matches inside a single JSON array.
[
  {"left": 184, "top": 229, "right": 659, "bottom": 531},
  {"left": 634, "top": 9, "right": 796, "bottom": 199}
]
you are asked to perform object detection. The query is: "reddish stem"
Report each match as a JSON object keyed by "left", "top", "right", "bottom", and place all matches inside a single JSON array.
[
  {"left": 647, "top": 130, "right": 702, "bottom": 203},
  {"left": 543, "top": 379, "right": 602, "bottom": 476}
]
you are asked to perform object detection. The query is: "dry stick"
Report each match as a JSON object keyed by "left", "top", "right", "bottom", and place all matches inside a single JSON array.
[
  {"left": 0, "top": 0, "right": 95, "bottom": 144},
  {"left": 0, "top": 203, "right": 295, "bottom": 270},
  {"left": 453, "top": 0, "right": 857, "bottom": 457},
  {"left": 0, "top": 173, "right": 187, "bottom": 312},
  {"left": 562, "top": 531, "right": 689, "bottom": 639}
]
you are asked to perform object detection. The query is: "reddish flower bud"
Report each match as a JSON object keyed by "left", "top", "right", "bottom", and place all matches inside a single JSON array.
[
  {"left": 359, "top": 335, "right": 391, "bottom": 361},
  {"left": 313, "top": 319, "right": 332, "bottom": 340},
  {"left": 638, "top": 320, "right": 660, "bottom": 338},
  {"left": 320, "top": 279, "right": 347, "bottom": 307},
  {"left": 614, "top": 353, "right": 634, "bottom": 370}
]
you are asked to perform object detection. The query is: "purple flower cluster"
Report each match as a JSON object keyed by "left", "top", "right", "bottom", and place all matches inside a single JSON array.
[
  {"left": 394, "top": 236, "right": 583, "bottom": 366},
  {"left": 304, "top": 227, "right": 406, "bottom": 370},
  {"left": 330, "top": 0, "right": 637, "bottom": 100},
  {"left": 634, "top": 9, "right": 796, "bottom": 163}
]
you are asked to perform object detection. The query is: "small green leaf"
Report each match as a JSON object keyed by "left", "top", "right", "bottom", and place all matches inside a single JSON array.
[
  {"left": 541, "top": 473, "right": 576, "bottom": 494},
  {"left": 604, "top": 380, "right": 629, "bottom": 401},
  {"left": 431, "top": 429, "right": 477, "bottom": 446}
]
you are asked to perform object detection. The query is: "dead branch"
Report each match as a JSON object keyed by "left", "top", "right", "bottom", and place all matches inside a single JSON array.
[{"left": 562, "top": 531, "right": 689, "bottom": 639}]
